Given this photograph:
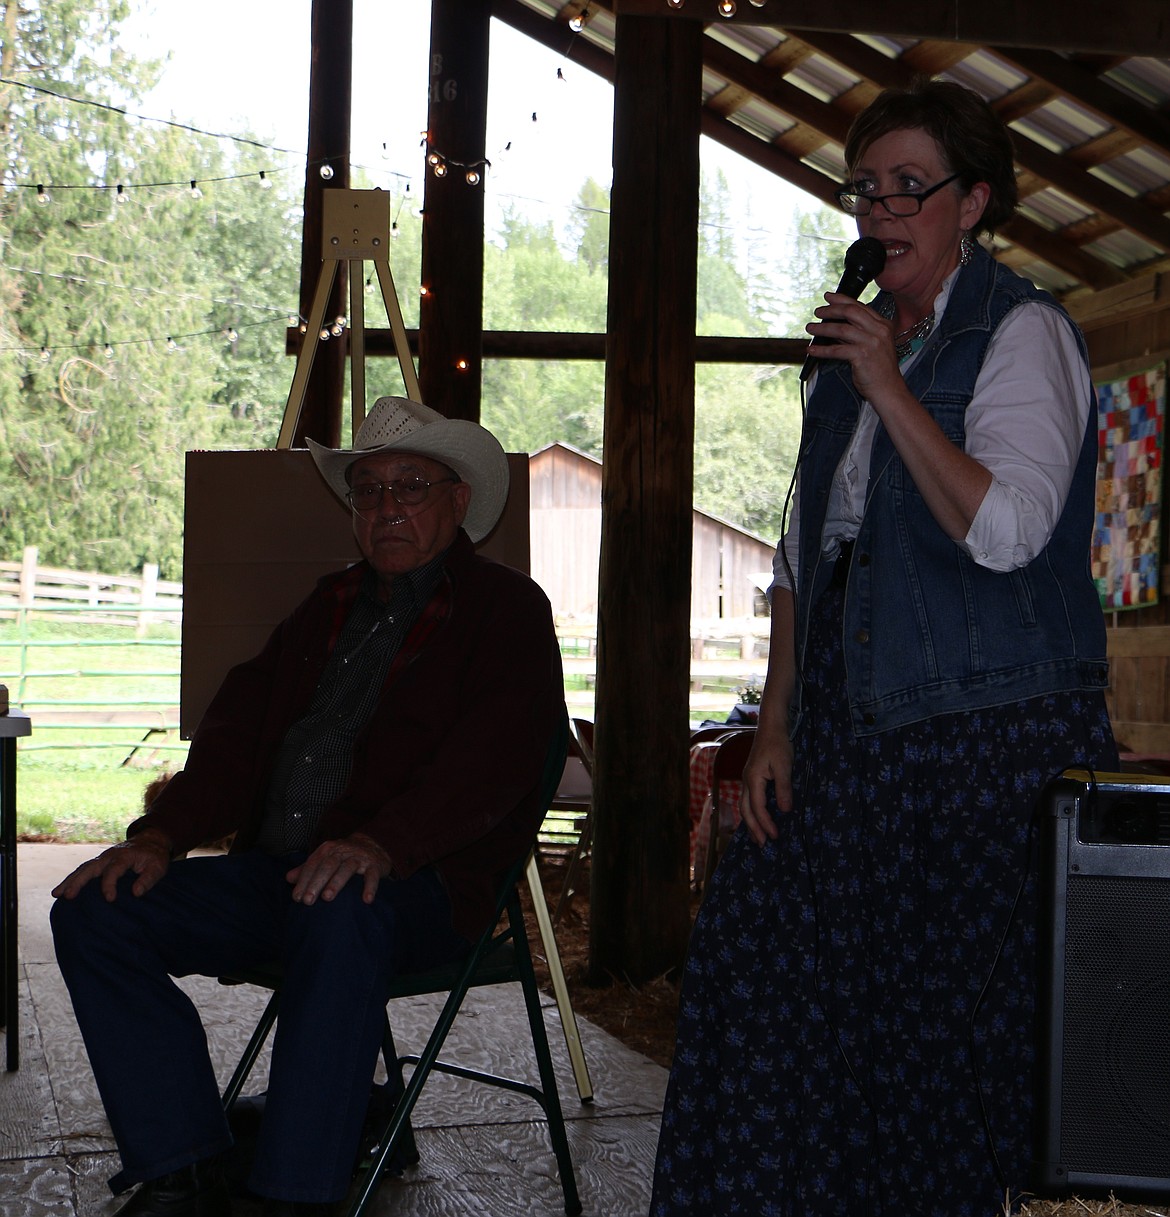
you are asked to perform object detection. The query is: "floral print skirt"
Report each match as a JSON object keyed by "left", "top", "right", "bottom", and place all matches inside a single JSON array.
[{"left": 650, "top": 583, "right": 1117, "bottom": 1216}]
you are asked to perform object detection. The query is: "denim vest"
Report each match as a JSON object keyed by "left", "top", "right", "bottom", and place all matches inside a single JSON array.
[{"left": 794, "top": 245, "right": 1109, "bottom": 735}]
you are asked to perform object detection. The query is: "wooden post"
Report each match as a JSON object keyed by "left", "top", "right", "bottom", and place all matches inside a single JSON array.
[
  {"left": 590, "top": 14, "right": 702, "bottom": 985},
  {"left": 291, "top": 0, "right": 352, "bottom": 447},
  {"left": 18, "top": 547, "right": 36, "bottom": 607},
  {"left": 137, "top": 562, "right": 159, "bottom": 637},
  {"left": 419, "top": 0, "right": 489, "bottom": 421}
]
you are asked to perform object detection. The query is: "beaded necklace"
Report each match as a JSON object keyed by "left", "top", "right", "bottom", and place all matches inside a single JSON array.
[
  {"left": 893, "top": 312, "right": 935, "bottom": 360},
  {"left": 878, "top": 297, "right": 935, "bottom": 362}
]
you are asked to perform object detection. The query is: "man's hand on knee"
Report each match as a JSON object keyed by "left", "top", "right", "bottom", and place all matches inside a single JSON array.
[
  {"left": 286, "top": 833, "right": 395, "bottom": 906},
  {"left": 51, "top": 829, "right": 174, "bottom": 902}
]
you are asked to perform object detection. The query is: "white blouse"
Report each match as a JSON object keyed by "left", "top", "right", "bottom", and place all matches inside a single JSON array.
[{"left": 771, "top": 269, "right": 1092, "bottom": 594}]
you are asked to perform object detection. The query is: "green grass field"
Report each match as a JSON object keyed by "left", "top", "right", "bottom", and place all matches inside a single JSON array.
[{"left": 2, "top": 613, "right": 188, "bottom": 841}]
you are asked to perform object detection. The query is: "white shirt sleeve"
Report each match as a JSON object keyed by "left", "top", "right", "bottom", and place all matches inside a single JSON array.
[
  {"left": 961, "top": 303, "right": 1092, "bottom": 571},
  {"left": 769, "top": 297, "right": 1090, "bottom": 593},
  {"left": 770, "top": 477, "right": 800, "bottom": 595}
]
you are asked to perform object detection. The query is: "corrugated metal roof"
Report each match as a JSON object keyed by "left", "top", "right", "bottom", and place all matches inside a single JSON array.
[{"left": 498, "top": 0, "right": 1170, "bottom": 301}]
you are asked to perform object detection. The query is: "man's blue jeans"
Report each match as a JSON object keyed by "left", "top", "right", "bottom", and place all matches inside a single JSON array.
[{"left": 50, "top": 849, "right": 470, "bottom": 1204}]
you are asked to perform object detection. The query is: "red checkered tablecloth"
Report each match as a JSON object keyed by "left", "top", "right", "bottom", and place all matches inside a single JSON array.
[{"left": 689, "top": 742, "right": 743, "bottom": 881}]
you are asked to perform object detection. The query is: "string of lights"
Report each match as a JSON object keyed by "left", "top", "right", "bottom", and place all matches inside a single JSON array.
[
  {"left": 0, "top": 261, "right": 298, "bottom": 317},
  {"left": 665, "top": 0, "right": 769, "bottom": 12},
  {"left": 1, "top": 19, "right": 800, "bottom": 362},
  {"left": 0, "top": 315, "right": 292, "bottom": 360},
  {"left": 0, "top": 74, "right": 301, "bottom": 154}
]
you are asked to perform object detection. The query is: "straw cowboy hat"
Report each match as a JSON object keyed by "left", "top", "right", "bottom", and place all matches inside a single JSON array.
[{"left": 307, "top": 396, "right": 509, "bottom": 543}]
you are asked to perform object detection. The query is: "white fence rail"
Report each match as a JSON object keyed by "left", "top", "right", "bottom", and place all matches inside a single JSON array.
[
  {"left": 0, "top": 547, "right": 183, "bottom": 629},
  {"left": 0, "top": 549, "right": 769, "bottom": 727}
]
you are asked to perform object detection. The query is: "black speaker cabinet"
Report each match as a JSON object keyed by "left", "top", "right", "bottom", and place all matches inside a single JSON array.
[{"left": 1035, "top": 770, "right": 1170, "bottom": 1199}]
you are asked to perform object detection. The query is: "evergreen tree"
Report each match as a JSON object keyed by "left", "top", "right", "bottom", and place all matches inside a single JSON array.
[
  {"left": 567, "top": 177, "right": 609, "bottom": 274},
  {"left": 0, "top": 0, "right": 301, "bottom": 578}
]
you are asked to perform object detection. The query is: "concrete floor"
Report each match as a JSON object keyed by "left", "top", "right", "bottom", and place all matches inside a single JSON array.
[{"left": 1, "top": 844, "right": 667, "bottom": 1217}]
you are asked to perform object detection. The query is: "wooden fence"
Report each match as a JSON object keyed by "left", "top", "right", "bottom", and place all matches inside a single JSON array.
[
  {"left": 0, "top": 546, "right": 183, "bottom": 630},
  {"left": 0, "top": 549, "right": 770, "bottom": 742}
]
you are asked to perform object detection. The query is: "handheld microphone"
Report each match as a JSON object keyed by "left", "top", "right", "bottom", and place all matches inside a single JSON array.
[{"left": 799, "top": 236, "right": 887, "bottom": 382}]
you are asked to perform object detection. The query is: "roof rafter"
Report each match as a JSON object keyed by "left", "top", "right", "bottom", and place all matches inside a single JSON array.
[{"left": 497, "top": 0, "right": 1170, "bottom": 296}]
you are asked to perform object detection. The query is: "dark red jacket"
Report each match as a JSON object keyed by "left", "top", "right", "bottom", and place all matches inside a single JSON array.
[{"left": 131, "top": 530, "right": 565, "bottom": 938}]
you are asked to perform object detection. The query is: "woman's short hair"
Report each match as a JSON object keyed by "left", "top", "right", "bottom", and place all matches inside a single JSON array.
[{"left": 843, "top": 78, "right": 1018, "bottom": 236}]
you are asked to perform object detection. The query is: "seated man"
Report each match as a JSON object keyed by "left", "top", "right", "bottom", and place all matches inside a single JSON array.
[{"left": 51, "top": 397, "right": 566, "bottom": 1217}]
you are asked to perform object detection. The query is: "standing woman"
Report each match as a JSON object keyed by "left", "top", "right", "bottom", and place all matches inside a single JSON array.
[{"left": 651, "top": 80, "right": 1117, "bottom": 1215}]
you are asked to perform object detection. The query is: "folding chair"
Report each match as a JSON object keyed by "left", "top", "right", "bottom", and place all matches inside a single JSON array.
[
  {"left": 552, "top": 718, "right": 594, "bottom": 925},
  {"left": 220, "top": 713, "right": 583, "bottom": 1216}
]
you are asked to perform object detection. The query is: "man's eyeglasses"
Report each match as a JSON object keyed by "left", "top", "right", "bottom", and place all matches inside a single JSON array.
[
  {"left": 346, "top": 477, "right": 458, "bottom": 514},
  {"left": 835, "top": 173, "right": 960, "bottom": 217}
]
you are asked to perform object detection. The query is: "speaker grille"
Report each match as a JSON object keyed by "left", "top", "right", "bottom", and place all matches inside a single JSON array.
[{"left": 1062, "top": 874, "right": 1170, "bottom": 1177}]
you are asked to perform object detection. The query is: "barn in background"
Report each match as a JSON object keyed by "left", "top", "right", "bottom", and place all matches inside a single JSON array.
[{"left": 528, "top": 442, "right": 772, "bottom": 622}]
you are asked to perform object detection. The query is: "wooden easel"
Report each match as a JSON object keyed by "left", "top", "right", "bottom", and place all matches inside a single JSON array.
[
  {"left": 277, "top": 188, "right": 421, "bottom": 449},
  {"left": 272, "top": 191, "right": 593, "bottom": 1099}
]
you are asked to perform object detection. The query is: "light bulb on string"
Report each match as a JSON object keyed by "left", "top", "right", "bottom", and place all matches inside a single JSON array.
[
  {"left": 115, "top": 184, "right": 127, "bottom": 204},
  {"left": 432, "top": 161, "right": 447, "bottom": 178},
  {"left": 465, "top": 169, "right": 480, "bottom": 186},
  {"left": 166, "top": 336, "right": 179, "bottom": 352},
  {"left": 667, "top": 0, "right": 684, "bottom": 8},
  {"left": 224, "top": 326, "right": 238, "bottom": 343},
  {"left": 319, "top": 163, "right": 334, "bottom": 181},
  {"left": 749, "top": 0, "right": 766, "bottom": 5},
  {"left": 258, "top": 170, "right": 273, "bottom": 190},
  {"left": 287, "top": 313, "right": 301, "bottom": 328},
  {"left": 189, "top": 180, "right": 203, "bottom": 199},
  {"left": 569, "top": 14, "right": 585, "bottom": 32},
  {"left": 319, "top": 325, "right": 331, "bottom": 341},
  {"left": 717, "top": 0, "right": 736, "bottom": 15},
  {"left": 104, "top": 342, "right": 115, "bottom": 358},
  {"left": 330, "top": 315, "right": 346, "bottom": 337},
  {"left": 39, "top": 345, "right": 51, "bottom": 362},
  {"left": 391, "top": 221, "right": 400, "bottom": 239},
  {"left": 454, "top": 358, "right": 470, "bottom": 372},
  {"left": 36, "top": 184, "right": 50, "bottom": 204},
  {"left": 427, "top": 152, "right": 442, "bottom": 167},
  {"left": 419, "top": 285, "right": 430, "bottom": 298}
]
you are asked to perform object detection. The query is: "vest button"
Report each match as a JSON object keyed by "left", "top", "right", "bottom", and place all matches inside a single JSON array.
[{"left": 855, "top": 629, "right": 870, "bottom": 644}]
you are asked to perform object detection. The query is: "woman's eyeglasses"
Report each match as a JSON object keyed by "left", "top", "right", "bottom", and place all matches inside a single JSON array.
[
  {"left": 346, "top": 477, "right": 458, "bottom": 514},
  {"left": 835, "top": 173, "right": 960, "bottom": 217}
]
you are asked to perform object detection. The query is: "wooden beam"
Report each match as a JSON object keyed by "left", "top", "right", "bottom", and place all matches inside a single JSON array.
[
  {"left": 1066, "top": 270, "right": 1170, "bottom": 331},
  {"left": 990, "top": 47, "right": 1170, "bottom": 155},
  {"left": 998, "top": 213, "right": 1127, "bottom": 291},
  {"left": 701, "top": 38, "right": 853, "bottom": 143},
  {"left": 294, "top": 0, "right": 352, "bottom": 447},
  {"left": 613, "top": 0, "right": 1170, "bottom": 56},
  {"left": 493, "top": 0, "right": 616, "bottom": 81},
  {"left": 419, "top": 0, "right": 490, "bottom": 420},
  {"left": 591, "top": 12, "right": 703, "bottom": 985},
  {"left": 1006, "top": 133, "right": 1170, "bottom": 255},
  {"left": 700, "top": 109, "right": 842, "bottom": 204},
  {"left": 314, "top": 328, "right": 812, "bottom": 365}
]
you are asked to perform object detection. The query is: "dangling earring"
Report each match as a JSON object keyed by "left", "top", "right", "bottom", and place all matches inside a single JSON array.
[{"left": 960, "top": 232, "right": 975, "bottom": 266}]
